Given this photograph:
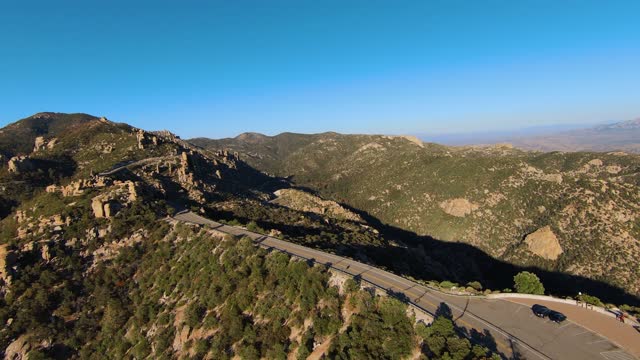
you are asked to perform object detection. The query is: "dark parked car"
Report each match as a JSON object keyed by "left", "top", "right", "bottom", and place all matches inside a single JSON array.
[
  {"left": 532, "top": 304, "right": 551, "bottom": 318},
  {"left": 548, "top": 310, "right": 567, "bottom": 323}
]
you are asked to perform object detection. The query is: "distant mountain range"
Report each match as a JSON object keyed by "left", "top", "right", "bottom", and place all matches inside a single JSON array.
[
  {"left": 507, "top": 119, "right": 640, "bottom": 153},
  {"left": 418, "top": 119, "right": 640, "bottom": 153}
]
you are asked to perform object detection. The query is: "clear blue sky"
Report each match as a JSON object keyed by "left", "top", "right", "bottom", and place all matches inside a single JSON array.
[{"left": 1, "top": 0, "right": 638, "bottom": 138}]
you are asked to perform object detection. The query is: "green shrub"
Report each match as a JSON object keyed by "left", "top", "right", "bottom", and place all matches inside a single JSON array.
[
  {"left": 577, "top": 294, "right": 603, "bottom": 307},
  {"left": 466, "top": 281, "right": 483, "bottom": 291},
  {"left": 184, "top": 302, "right": 206, "bottom": 327},
  {"left": 439, "top": 281, "right": 457, "bottom": 289},
  {"left": 513, "top": 271, "right": 545, "bottom": 295}
]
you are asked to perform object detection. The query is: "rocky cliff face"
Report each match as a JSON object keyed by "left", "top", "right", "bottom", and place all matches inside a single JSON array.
[{"left": 271, "top": 188, "right": 363, "bottom": 222}]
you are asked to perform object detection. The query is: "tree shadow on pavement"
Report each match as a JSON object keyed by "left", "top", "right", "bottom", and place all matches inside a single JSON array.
[
  {"left": 436, "top": 302, "right": 515, "bottom": 359},
  {"left": 436, "top": 302, "right": 454, "bottom": 319}
]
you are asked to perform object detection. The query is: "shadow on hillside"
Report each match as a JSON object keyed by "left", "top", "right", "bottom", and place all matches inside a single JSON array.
[{"left": 343, "top": 203, "right": 640, "bottom": 306}]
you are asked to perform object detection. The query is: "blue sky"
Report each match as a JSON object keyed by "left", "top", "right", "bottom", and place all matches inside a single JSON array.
[{"left": 1, "top": 0, "right": 638, "bottom": 138}]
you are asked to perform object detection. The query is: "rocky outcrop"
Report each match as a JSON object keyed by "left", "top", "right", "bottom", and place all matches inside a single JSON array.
[
  {"left": 439, "top": 198, "right": 479, "bottom": 217},
  {"left": 46, "top": 176, "right": 109, "bottom": 197},
  {"left": 383, "top": 135, "right": 424, "bottom": 148},
  {"left": 136, "top": 129, "right": 160, "bottom": 150},
  {"left": 104, "top": 202, "right": 114, "bottom": 218},
  {"left": 127, "top": 182, "right": 138, "bottom": 202},
  {"left": 541, "top": 173, "right": 563, "bottom": 184},
  {"left": 91, "top": 197, "right": 107, "bottom": 218},
  {"left": 136, "top": 129, "right": 146, "bottom": 150},
  {"left": 33, "top": 136, "right": 58, "bottom": 152},
  {"left": 91, "top": 197, "right": 119, "bottom": 219},
  {"left": 4, "top": 334, "right": 31, "bottom": 360},
  {"left": 588, "top": 159, "right": 603, "bottom": 166},
  {"left": 524, "top": 226, "right": 563, "bottom": 260},
  {"left": 0, "top": 244, "right": 17, "bottom": 285},
  {"left": 7, "top": 156, "right": 35, "bottom": 173},
  {"left": 15, "top": 210, "right": 27, "bottom": 223},
  {"left": 399, "top": 135, "right": 424, "bottom": 148},
  {"left": 33, "top": 136, "right": 46, "bottom": 152},
  {"left": 606, "top": 165, "right": 622, "bottom": 174},
  {"left": 271, "top": 189, "right": 363, "bottom": 222},
  {"left": 41, "top": 243, "right": 52, "bottom": 262},
  {"left": 173, "top": 326, "right": 191, "bottom": 352},
  {"left": 90, "top": 181, "right": 139, "bottom": 218},
  {"left": 46, "top": 138, "right": 58, "bottom": 150}
]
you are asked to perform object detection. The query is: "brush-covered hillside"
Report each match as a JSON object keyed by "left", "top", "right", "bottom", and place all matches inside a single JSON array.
[
  {"left": 1, "top": 113, "right": 505, "bottom": 359},
  {"left": 191, "top": 132, "right": 640, "bottom": 299}
]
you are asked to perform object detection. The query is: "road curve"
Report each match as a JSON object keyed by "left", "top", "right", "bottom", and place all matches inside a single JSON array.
[
  {"left": 98, "top": 155, "right": 177, "bottom": 176},
  {"left": 174, "top": 211, "right": 637, "bottom": 360}
]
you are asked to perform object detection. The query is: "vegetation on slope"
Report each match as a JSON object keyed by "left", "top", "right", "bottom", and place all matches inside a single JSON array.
[
  {"left": 192, "top": 132, "right": 640, "bottom": 301},
  {"left": 1, "top": 217, "right": 500, "bottom": 359}
]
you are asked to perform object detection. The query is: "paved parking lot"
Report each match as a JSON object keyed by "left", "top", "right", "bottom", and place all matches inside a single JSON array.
[{"left": 507, "top": 298, "right": 639, "bottom": 359}]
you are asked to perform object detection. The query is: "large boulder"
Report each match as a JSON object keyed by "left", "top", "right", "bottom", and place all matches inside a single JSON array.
[
  {"left": 439, "top": 198, "right": 479, "bottom": 217},
  {"left": 524, "top": 226, "right": 563, "bottom": 260},
  {"left": 91, "top": 197, "right": 106, "bottom": 218}
]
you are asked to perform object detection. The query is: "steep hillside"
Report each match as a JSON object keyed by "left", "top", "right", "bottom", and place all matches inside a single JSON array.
[
  {"left": 192, "top": 132, "right": 640, "bottom": 298},
  {"left": 0, "top": 112, "right": 99, "bottom": 158},
  {"left": 190, "top": 132, "right": 330, "bottom": 175}
]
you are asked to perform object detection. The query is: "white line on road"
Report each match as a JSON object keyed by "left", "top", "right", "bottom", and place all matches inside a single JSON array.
[
  {"left": 587, "top": 339, "right": 609, "bottom": 345},
  {"left": 601, "top": 350, "right": 636, "bottom": 360}
]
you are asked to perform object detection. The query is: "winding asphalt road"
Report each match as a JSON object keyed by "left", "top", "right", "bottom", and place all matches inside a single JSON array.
[
  {"left": 98, "top": 155, "right": 177, "bottom": 176},
  {"left": 174, "top": 211, "right": 637, "bottom": 360}
]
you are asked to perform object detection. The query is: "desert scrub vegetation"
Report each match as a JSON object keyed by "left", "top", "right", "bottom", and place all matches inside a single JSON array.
[{"left": 0, "top": 220, "right": 501, "bottom": 359}]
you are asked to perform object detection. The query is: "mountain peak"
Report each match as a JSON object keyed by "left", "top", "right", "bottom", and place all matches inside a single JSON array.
[{"left": 235, "top": 132, "right": 269, "bottom": 143}]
